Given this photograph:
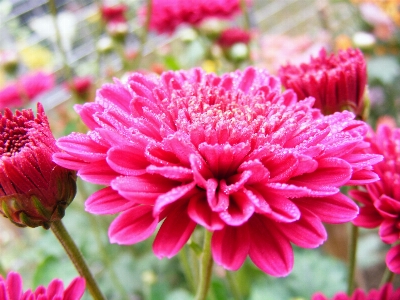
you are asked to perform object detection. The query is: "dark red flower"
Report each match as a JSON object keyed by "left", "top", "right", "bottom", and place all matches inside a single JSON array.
[
  {"left": 217, "top": 28, "right": 251, "bottom": 48},
  {"left": 278, "top": 48, "right": 367, "bottom": 118},
  {"left": 100, "top": 4, "right": 128, "bottom": 24},
  {"left": 0, "top": 103, "right": 77, "bottom": 228}
]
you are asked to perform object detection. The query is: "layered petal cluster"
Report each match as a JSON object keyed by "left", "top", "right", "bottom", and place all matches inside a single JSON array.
[
  {"left": 278, "top": 48, "right": 367, "bottom": 118},
  {"left": 312, "top": 283, "right": 400, "bottom": 300},
  {"left": 55, "top": 67, "right": 381, "bottom": 276},
  {"left": 142, "top": 0, "right": 250, "bottom": 34},
  {"left": 0, "top": 72, "right": 55, "bottom": 109},
  {"left": 216, "top": 28, "right": 251, "bottom": 48},
  {"left": 0, "top": 103, "right": 77, "bottom": 229},
  {"left": 351, "top": 121, "right": 400, "bottom": 273},
  {"left": 0, "top": 271, "right": 85, "bottom": 300}
]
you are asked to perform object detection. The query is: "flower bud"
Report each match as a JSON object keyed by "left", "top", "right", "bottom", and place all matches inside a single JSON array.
[{"left": 0, "top": 103, "right": 77, "bottom": 229}]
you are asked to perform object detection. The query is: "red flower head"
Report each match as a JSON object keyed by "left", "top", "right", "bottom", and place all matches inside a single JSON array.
[
  {"left": 142, "top": 0, "right": 250, "bottom": 34},
  {"left": 0, "top": 71, "right": 55, "bottom": 109},
  {"left": 278, "top": 48, "right": 367, "bottom": 119},
  {"left": 312, "top": 283, "right": 400, "bottom": 300},
  {"left": 0, "top": 103, "right": 77, "bottom": 229},
  {"left": 0, "top": 271, "right": 85, "bottom": 300},
  {"left": 55, "top": 67, "right": 381, "bottom": 276},
  {"left": 65, "top": 76, "right": 93, "bottom": 101},
  {"left": 351, "top": 120, "right": 400, "bottom": 273},
  {"left": 100, "top": 4, "right": 128, "bottom": 24},
  {"left": 217, "top": 28, "right": 251, "bottom": 48}
]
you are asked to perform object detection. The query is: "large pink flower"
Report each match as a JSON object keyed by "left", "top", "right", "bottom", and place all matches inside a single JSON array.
[
  {"left": 0, "top": 271, "right": 85, "bottom": 300},
  {"left": 312, "top": 283, "right": 400, "bottom": 300},
  {"left": 143, "top": 0, "right": 250, "bottom": 34},
  {"left": 351, "top": 121, "right": 400, "bottom": 273},
  {"left": 54, "top": 67, "right": 381, "bottom": 276},
  {"left": 0, "top": 72, "right": 55, "bottom": 109},
  {"left": 278, "top": 48, "right": 367, "bottom": 118}
]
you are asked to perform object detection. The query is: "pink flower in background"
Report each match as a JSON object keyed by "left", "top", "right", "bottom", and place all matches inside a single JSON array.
[
  {"left": 143, "top": 0, "right": 250, "bottom": 34},
  {"left": 351, "top": 120, "right": 400, "bottom": 273},
  {"left": 0, "top": 71, "right": 55, "bottom": 109},
  {"left": 100, "top": 4, "right": 128, "bottom": 24},
  {"left": 55, "top": 67, "right": 381, "bottom": 276},
  {"left": 312, "top": 283, "right": 400, "bottom": 300},
  {"left": 279, "top": 48, "right": 367, "bottom": 118},
  {"left": 216, "top": 28, "right": 251, "bottom": 48},
  {"left": 0, "top": 271, "right": 85, "bottom": 299}
]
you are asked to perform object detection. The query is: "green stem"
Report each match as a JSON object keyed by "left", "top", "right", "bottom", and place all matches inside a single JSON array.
[
  {"left": 380, "top": 266, "right": 395, "bottom": 286},
  {"left": 226, "top": 272, "right": 242, "bottom": 300},
  {"left": 133, "top": 0, "right": 152, "bottom": 69},
  {"left": 179, "top": 246, "right": 197, "bottom": 293},
  {"left": 48, "top": 0, "right": 73, "bottom": 80},
  {"left": 50, "top": 220, "right": 106, "bottom": 300},
  {"left": 195, "top": 230, "right": 214, "bottom": 300},
  {"left": 239, "top": 0, "right": 250, "bottom": 31},
  {"left": 347, "top": 224, "right": 359, "bottom": 295}
]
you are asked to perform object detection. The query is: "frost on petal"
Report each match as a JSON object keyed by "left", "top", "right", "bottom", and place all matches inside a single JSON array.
[
  {"left": 187, "top": 192, "right": 225, "bottom": 230},
  {"left": 107, "top": 145, "right": 148, "bottom": 175},
  {"left": 153, "top": 204, "right": 196, "bottom": 258},
  {"left": 219, "top": 191, "right": 255, "bottom": 226},
  {"left": 288, "top": 157, "right": 352, "bottom": 194},
  {"left": 211, "top": 224, "right": 250, "bottom": 270},
  {"left": 277, "top": 208, "right": 327, "bottom": 248},
  {"left": 78, "top": 160, "right": 119, "bottom": 185},
  {"left": 53, "top": 152, "right": 88, "bottom": 171},
  {"left": 112, "top": 174, "right": 179, "bottom": 205},
  {"left": 386, "top": 245, "right": 400, "bottom": 274},
  {"left": 109, "top": 205, "right": 158, "bottom": 245},
  {"left": 248, "top": 216, "right": 293, "bottom": 276},
  {"left": 85, "top": 187, "right": 136, "bottom": 214},
  {"left": 294, "top": 193, "right": 359, "bottom": 224},
  {"left": 153, "top": 182, "right": 196, "bottom": 215}
]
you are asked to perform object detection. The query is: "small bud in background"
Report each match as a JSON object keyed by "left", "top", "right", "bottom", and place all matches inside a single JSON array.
[
  {"left": 352, "top": 32, "right": 376, "bottom": 51},
  {"left": 106, "top": 22, "right": 129, "bottom": 43},
  {"left": 0, "top": 51, "right": 19, "bottom": 76},
  {"left": 0, "top": 103, "right": 77, "bottom": 229},
  {"left": 65, "top": 76, "right": 93, "bottom": 102},
  {"left": 96, "top": 36, "right": 114, "bottom": 54}
]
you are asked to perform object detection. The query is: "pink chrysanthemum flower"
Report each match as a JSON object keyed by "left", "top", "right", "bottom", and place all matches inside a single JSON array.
[
  {"left": 54, "top": 67, "right": 381, "bottom": 276},
  {"left": 312, "top": 283, "right": 400, "bottom": 300},
  {"left": 0, "top": 71, "right": 55, "bottom": 109},
  {"left": 278, "top": 48, "right": 367, "bottom": 119},
  {"left": 0, "top": 103, "right": 77, "bottom": 228},
  {"left": 142, "top": 0, "right": 250, "bottom": 34},
  {"left": 0, "top": 271, "right": 85, "bottom": 300},
  {"left": 351, "top": 120, "right": 400, "bottom": 273},
  {"left": 216, "top": 28, "right": 251, "bottom": 48}
]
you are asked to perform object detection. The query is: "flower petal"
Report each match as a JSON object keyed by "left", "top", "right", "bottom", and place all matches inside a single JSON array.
[
  {"left": 63, "top": 277, "right": 86, "bottom": 300},
  {"left": 211, "top": 224, "right": 250, "bottom": 270},
  {"left": 248, "top": 216, "right": 293, "bottom": 276},
  {"left": 85, "top": 187, "right": 136, "bottom": 214},
  {"left": 187, "top": 192, "right": 225, "bottom": 230},
  {"left": 386, "top": 244, "right": 400, "bottom": 274},
  {"left": 109, "top": 205, "right": 158, "bottom": 245},
  {"left": 153, "top": 204, "right": 196, "bottom": 258}
]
